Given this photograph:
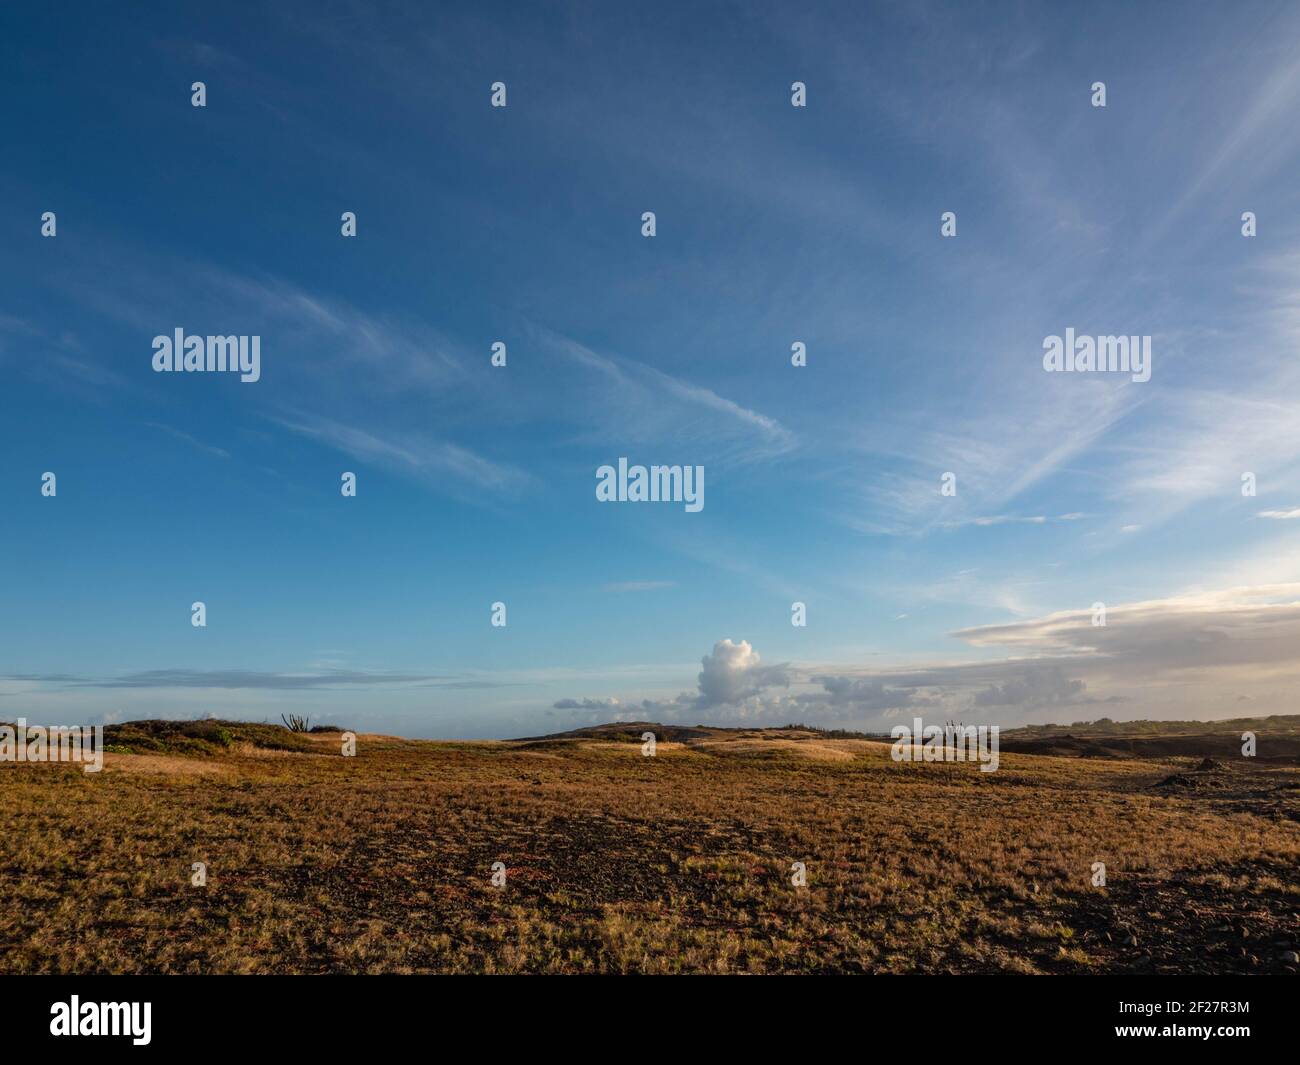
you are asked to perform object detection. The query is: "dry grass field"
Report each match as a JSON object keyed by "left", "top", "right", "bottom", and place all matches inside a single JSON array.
[{"left": 1, "top": 717, "right": 1297, "bottom": 974}]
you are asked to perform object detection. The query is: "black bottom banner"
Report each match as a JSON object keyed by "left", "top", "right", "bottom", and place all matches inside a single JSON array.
[{"left": 0, "top": 975, "right": 1288, "bottom": 1052}]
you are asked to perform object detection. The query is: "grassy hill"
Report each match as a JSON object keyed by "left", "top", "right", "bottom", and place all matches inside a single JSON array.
[{"left": 0, "top": 717, "right": 1296, "bottom": 974}]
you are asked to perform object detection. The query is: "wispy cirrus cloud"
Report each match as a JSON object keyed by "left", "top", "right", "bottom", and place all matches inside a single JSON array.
[
  {"left": 841, "top": 382, "right": 1139, "bottom": 537},
  {"left": 143, "top": 422, "right": 231, "bottom": 459},
  {"left": 940, "top": 513, "right": 1087, "bottom": 529},
  {"left": 273, "top": 411, "right": 532, "bottom": 496},
  {"left": 534, "top": 327, "right": 796, "bottom": 461}
]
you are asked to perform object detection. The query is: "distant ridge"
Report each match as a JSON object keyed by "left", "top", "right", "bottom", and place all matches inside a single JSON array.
[
  {"left": 517, "top": 714, "right": 1300, "bottom": 763},
  {"left": 510, "top": 720, "right": 882, "bottom": 743}
]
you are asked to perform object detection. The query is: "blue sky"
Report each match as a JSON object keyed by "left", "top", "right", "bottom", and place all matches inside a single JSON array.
[{"left": 3, "top": 1, "right": 1300, "bottom": 737}]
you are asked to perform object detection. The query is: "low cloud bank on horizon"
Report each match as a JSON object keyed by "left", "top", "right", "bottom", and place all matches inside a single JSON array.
[
  {"left": 3, "top": 583, "right": 1297, "bottom": 737},
  {"left": 4, "top": 583, "right": 1298, "bottom": 737},
  {"left": 551, "top": 583, "right": 1300, "bottom": 731}
]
